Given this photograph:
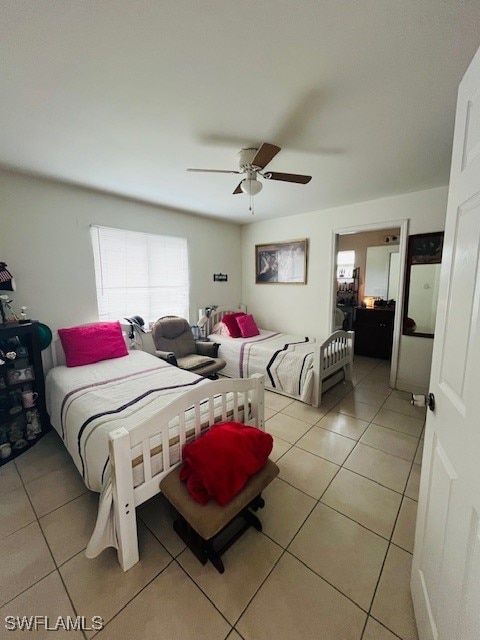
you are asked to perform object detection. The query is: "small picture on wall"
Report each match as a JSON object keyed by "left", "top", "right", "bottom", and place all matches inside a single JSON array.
[{"left": 255, "top": 239, "right": 308, "bottom": 284}]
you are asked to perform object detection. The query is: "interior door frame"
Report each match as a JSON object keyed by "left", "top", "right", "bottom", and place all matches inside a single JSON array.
[{"left": 330, "top": 218, "right": 409, "bottom": 388}]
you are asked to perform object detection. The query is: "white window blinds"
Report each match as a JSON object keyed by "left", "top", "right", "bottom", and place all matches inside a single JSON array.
[{"left": 90, "top": 226, "right": 190, "bottom": 324}]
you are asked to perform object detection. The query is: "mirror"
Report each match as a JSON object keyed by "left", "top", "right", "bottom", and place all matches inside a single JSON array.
[
  {"left": 403, "top": 232, "right": 444, "bottom": 338},
  {"left": 365, "top": 245, "right": 400, "bottom": 299}
]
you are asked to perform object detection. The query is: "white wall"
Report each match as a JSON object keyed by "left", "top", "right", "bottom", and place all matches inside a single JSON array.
[
  {"left": 0, "top": 170, "right": 447, "bottom": 393},
  {"left": 0, "top": 171, "right": 242, "bottom": 333},
  {"left": 364, "top": 245, "right": 399, "bottom": 299},
  {"left": 241, "top": 186, "right": 448, "bottom": 392}
]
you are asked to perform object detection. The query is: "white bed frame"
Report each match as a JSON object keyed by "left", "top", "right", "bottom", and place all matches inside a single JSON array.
[
  {"left": 47, "top": 334, "right": 265, "bottom": 571},
  {"left": 200, "top": 306, "right": 354, "bottom": 408},
  {"left": 110, "top": 373, "right": 265, "bottom": 571}
]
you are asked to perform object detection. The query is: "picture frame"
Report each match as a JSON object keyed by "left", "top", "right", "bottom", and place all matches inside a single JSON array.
[
  {"left": 255, "top": 239, "right": 308, "bottom": 284},
  {"left": 410, "top": 232, "right": 444, "bottom": 265},
  {"left": 7, "top": 366, "right": 35, "bottom": 384}
]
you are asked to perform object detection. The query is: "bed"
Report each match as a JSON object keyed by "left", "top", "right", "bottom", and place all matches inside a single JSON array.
[
  {"left": 200, "top": 306, "right": 354, "bottom": 407},
  {"left": 45, "top": 338, "right": 265, "bottom": 572}
]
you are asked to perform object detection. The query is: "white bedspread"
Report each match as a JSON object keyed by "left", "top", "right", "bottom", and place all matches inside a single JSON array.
[
  {"left": 45, "top": 350, "right": 251, "bottom": 558},
  {"left": 46, "top": 350, "right": 212, "bottom": 492},
  {"left": 209, "top": 330, "right": 316, "bottom": 403}
]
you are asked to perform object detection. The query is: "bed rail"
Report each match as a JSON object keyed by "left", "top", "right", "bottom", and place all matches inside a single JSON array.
[
  {"left": 312, "top": 330, "right": 354, "bottom": 407},
  {"left": 321, "top": 330, "right": 354, "bottom": 373}
]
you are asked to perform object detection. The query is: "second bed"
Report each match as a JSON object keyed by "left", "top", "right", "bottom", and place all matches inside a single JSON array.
[{"left": 202, "top": 306, "right": 354, "bottom": 407}]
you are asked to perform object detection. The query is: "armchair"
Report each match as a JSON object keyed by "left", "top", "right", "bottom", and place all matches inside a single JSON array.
[{"left": 151, "top": 316, "right": 226, "bottom": 379}]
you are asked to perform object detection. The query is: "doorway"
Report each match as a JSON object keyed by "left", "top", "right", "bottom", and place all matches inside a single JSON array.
[{"left": 331, "top": 220, "right": 409, "bottom": 389}]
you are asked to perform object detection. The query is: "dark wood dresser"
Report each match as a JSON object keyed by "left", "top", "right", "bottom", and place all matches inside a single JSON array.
[{"left": 354, "top": 308, "right": 395, "bottom": 360}]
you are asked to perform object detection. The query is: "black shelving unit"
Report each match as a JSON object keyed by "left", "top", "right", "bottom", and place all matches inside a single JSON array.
[
  {"left": 0, "top": 321, "right": 49, "bottom": 466},
  {"left": 336, "top": 266, "right": 359, "bottom": 308}
]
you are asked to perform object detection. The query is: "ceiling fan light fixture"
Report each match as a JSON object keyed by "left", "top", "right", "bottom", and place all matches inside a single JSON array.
[{"left": 240, "top": 177, "right": 262, "bottom": 196}]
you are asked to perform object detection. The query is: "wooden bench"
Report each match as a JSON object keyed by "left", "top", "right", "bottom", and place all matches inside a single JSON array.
[{"left": 160, "top": 459, "right": 279, "bottom": 573}]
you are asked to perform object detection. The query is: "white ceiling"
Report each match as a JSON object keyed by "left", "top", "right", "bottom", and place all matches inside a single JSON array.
[{"left": 1, "top": 1, "right": 480, "bottom": 224}]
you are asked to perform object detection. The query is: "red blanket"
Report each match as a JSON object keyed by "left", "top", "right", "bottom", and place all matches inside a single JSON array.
[{"left": 179, "top": 421, "right": 273, "bottom": 505}]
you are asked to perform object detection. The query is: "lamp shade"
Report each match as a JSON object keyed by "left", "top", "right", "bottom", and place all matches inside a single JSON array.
[
  {"left": 240, "top": 177, "right": 263, "bottom": 196},
  {"left": 0, "top": 263, "right": 15, "bottom": 292}
]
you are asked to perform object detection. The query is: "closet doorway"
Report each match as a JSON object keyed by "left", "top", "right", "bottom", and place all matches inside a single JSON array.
[{"left": 331, "top": 220, "right": 408, "bottom": 389}]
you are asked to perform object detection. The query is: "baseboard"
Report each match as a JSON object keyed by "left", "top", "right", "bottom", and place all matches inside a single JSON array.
[{"left": 395, "top": 379, "right": 428, "bottom": 395}]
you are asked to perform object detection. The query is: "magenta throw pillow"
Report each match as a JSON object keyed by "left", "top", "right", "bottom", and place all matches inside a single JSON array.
[
  {"left": 221, "top": 313, "right": 246, "bottom": 338},
  {"left": 58, "top": 321, "right": 128, "bottom": 367},
  {"left": 236, "top": 314, "right": 260, "bottom": 338}
]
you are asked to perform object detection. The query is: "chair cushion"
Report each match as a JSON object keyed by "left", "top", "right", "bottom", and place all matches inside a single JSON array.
[
  {"left": 160, "top": 458, "right": 279, "bottom": 540},
  {"left": 177, "top": 354, "right": 215, "bottom": 371},
  {"left": 158, "top": 317, "right": 191, "bottom": 339},
  {"left": 152, "top": 316, "right": 196, "bottom": 357}
]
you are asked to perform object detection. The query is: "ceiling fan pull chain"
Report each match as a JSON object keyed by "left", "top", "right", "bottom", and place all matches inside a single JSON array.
[{"left": 249, "top": 193, "right": 254, "bottom": 215}]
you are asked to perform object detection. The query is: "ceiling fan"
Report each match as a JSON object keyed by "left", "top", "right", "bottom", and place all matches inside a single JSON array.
[{"left": 187, "top": 143, "right": 312, "bottom": 197}]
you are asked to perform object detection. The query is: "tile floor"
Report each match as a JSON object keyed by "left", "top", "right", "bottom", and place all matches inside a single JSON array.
[{"left": 0, "top": 357, "right": 424, "bottom": 639}]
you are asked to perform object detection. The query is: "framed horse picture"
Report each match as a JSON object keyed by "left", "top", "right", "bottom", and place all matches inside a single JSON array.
[{"left": 255, "top": 239, "right": 308, "bottom": 284}]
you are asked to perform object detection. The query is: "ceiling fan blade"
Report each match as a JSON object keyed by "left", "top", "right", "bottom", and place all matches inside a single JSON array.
[
  {"left": 251, "top": 143, "right": 281, "bottom": 169},
  {"left": 233, "top": 181, "right": 244, "bottom": 194},
  {"left": 264, "top": 171, "right": 312, "bottom": 184},
  {"left": 187, "top": 168, "right": 240, "bottom": 174}
]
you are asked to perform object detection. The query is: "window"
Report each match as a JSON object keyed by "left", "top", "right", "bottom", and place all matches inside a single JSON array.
[
  {"left": 337, "top": 250, "right": 355, "bottom": 280},
  {"left": 90, "top": 226, "right": 189, "bottom": 325}
]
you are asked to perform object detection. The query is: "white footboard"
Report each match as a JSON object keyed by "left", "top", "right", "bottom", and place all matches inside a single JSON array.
[
  {"left": 108, "top": 373, "right": 265, "bottom": 571},
  {"left": 312, "top": 330, "right": 354, "bottom": 407}
]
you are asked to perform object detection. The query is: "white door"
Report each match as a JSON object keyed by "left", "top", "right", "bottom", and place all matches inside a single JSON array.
[{"left": 411, "top": 45, "right": 480, "bottom": 640}]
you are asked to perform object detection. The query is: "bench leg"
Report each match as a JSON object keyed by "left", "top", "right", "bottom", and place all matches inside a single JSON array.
[
  {"left": 244, "top": 509, "right": 262, "bottom": 532},
  {"left": 173, "top": 517, "right": 208, "bottom": 566},
  {"left": 171, "top": 495, "right": 267, "bottom": 574},
  {"left": 250, "top": 494, "right": 265, "bottom": 511},
  {"left": 206, "top": 543, "right": 225, "bottom": 574}
]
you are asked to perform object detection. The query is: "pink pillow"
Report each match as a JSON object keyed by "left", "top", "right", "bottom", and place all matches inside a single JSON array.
[
  {"left": 211, "top": 322, "right": 231, "bottom": 337},
  {"left": 58, "top": 321, "right": 128, "bottom": 367},
  {"left": 221, "top": 312, "right": 246, "bottom": 338},
  {"left": 236, "top": 314, "right": 260, "bottom": 338}
]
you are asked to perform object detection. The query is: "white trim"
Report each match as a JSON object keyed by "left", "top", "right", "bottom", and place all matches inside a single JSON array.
[{"left": 390, "top": 219, "right": 409, "bottom": 388}]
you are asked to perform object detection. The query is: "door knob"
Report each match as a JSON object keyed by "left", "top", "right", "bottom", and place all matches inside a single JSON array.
[{"left": 411, "top": 393, "right": 435, "bottom": 411}]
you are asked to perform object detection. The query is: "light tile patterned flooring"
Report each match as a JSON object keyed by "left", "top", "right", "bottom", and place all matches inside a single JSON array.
[{"left": 0, "top": 357, "right": 424, "bottom": 639}]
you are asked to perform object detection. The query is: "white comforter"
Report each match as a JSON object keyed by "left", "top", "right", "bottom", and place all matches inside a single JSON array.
[
  {"left": 46, "top": 350, "right": 211, "bottom": 492},
  {"left": 46, "top": 350, "right": 253, "bottom": 558},
  {"left": 209, "top": 330, "right": 316, "bottom": 403}
]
